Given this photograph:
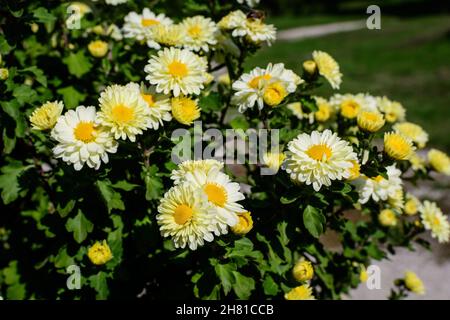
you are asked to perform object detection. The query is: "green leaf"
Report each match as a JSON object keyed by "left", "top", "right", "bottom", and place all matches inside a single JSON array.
[
  {"left": 57, "top": 86, "right": 87, "bottom": 108},
  {"left": 230, "top": 116, "right": 249, "bottom": 130},
  {"left": 96, "top": 180, "right": 125, "bottom": 213},
  {"left": 303, "top": 205, "right": 326, "bottom": 238},
  {"left": 0, "top": 161, "right": 32, "bottom": 204},
  {"left": 88, "top": 272, "right": 109, "bottom": 300},
  {"left": 33, "top": 7, "right": 56, "bottom": 24},
  {"left": 198, "top": 92, "right": 223, "bottom": 112},
  {"left": 262, "top": 275, "right": 279, "bottom": 296},
  {"left": 20, "top": 66, "right": 47, "bottom": 86},
  {"left": 3, "top": 261, "right": 20, "bottom": 285},
  {"left": 2, "top": 100, "right": 26, "bottom": 138},
  {"left": 54, "top": 247, "right": 75, "bottom": 269},
  {"left": 13, "top": 85, "right": 37, "bottom": 105},
  {"left": 212, "top": 260, "right": 235, "bottom": 295},
  {"left": 141, "top": 165, "right": 163, "bottom": 201},
  {"left": 7, "top": 283, "right": 26, "bottom": 299},
  {"left": 56, "top": 199, "right": 76, "bottom": 218},
  {"left": 232, "top": 271, "right": 255, "bottom": 299},
  {"left": 111, "top": 180, "right": 139, "bottom": 191},
  {"left": 63, "top": 51, "right": 92, "bottom": 78},
  {"left": 65, "top": 210, "right": 94, "bottom": 243}
]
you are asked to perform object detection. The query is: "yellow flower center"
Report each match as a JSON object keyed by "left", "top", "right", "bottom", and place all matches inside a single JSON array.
[
  {"left": 142, "top": 93, "right": 156, "bottom": 107},
  {"left": 341, "top": 100, "right": 360, "bottom": 118},
  {"left": 432, "top": 217, "right": 441, "bottom": 226},
  {"left": 248, "top": 74, "right": 271, "bottom": 89},
  {"left": 112, "top": 104, "right": 134, "bottom": 124},
  {"left": 384, "top": 133, "right": 413, "bottom": 160},
  {"left": 74, "top": 122, "right": 96, "bottom": 143},
  {"left": 173, "top": 204, "right": 193, "bottom": 225},
  {"left": 188, "top": 25, "right": 202, "bottom": 38},
  {"left": 306, "top": 144, "right": 332, "bottom": 161},
  {"left": 168, "top": 61, "right": 188, "bottom": 78},
  {"left": 171, "top": 97, "right": 200, "bottom": 125},
  {"left": 204, "top": 183, "right": 227, "bottom": 207},
  {"left": 141, "top": 18, "right": 160, "bottom": 27},
  {"left": 373, "top": 175, "right": 384, "bottom": 182}
]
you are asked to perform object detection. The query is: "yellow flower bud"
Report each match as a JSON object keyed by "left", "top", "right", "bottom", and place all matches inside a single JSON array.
[
  {"left": 427, "top": 148, "right": 450, "bottom": 175},
  {"left": 292, "top": 260, "right": 314, "bottom": 282},
  {"left": 404, "top": 271, "right": 425, "bottom": 295},
  {"left": 284, "top": 284, "right": 315, "bottom": 300},
  {"left": 88, "top": 240, "right": 113, "bottom": 265},
  {"left": 231, "top": 212, "right": 253, "bottom": 235},
  {"left": 378, "top": 209, "right": 397, "bottom": 227},
  {"left": 0, "top": 68, "right": 8, "bottom": 80},
  {"left": 171, "top": 97, "right": 200, "bottom": 125},
  {"left": 263, "top": 81, "right": 288, "bottom": 107},
  {"left": 31, "top": 23, "right": 39, "bottom": 33},
  {"left": 302, "top": 60, "right": 317, "bottom": 75},
  {"left": 383, "top": 132, "right": 414, "bottom": 160},
  {"left": 88, "top": 40, "right": 108, "bottom": 58},
  {"left": 357, "top": 111, "right": 385, "bottom": 133}
]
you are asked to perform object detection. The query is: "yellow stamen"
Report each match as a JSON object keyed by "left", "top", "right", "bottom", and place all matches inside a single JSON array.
[
  {"left": 168, "top": 61, "right": 188, "bottom": 78},
  {"left": 141, "top": 18, "right": 160, "bottom": 27},
  {"left": 74, "top": 122, "right": 96, "bottom": 143},
  {"left": 112, "top": 104, "right": 134, "bottom": 124},
  {"left": 204, "top": 183, "right": 227, "bottom": 207},
  {"left": 306, "top": 144, "right": 332, "bottom": 161},
  {"left": 142, "top": 94, "right": 156, "bottom": 107},
  {"left": 248, "top": 74, "right": 271, "bottom": 89},
  {"left": 173, "top": 204, "right": 193, "bottom": 225}
]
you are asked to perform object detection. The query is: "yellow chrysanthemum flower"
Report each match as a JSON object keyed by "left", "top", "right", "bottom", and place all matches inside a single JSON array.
[
  {"left": 388, "top": 188, "right": 404, "bottom": 211},
  {"left": 231, "top": 212, "right": 253, "bottom": 235},
  {"left": 151, "top": 24, "right": 185, "bottom": 47},
  {"left": 314, "top": 97, "right": 332, "bottom": 122},
  {"left": 88, "top": 240, "right": 113, "bottom": 265},
  {"left": 420, "top": 200, "right": 450, "bottom": 243},
  {"left": 292, "top": 260, "right": 314, "bottom": 282},
  {"left": 378, "top": 209, "right": 397, "bottom": 227},
  {"left": 284, "top": 284, "right": 315, "bottom": 300},
  {"left": 97, "top": 84, "right": 151, "bottom": 141},
  {"left": 312, "top": 50, "right": 342, "bottom": 89},
  {"left": 383, "top": 132, "right": 414, "bottom": 160},
  {"left": 404, "top": 193, "right": 420, "bottom": 216},
  {"left": 29, "top": 101, "right": 64, "bottom": 130},
  {"left": 171, "top": 96, "right": 201, "bottom": 125},
  {"left": 357, "top": 111, "right": 385, "bottom": 133},
  {"left": 393, "top": 122, "right": 428, "bottom": 149},
  {"left": 427, "top": 149, "right": 450, "bottom": 175},
  {"left": 404, "top": 271, "right": 425, "bottom": 295},
  {"left": 88, "top": 40, "right": 108, "bottom": 58},
  {"left": 409, "top": 152, "right": 426, "bottom": 171},
  {"left": 377, "top": 96, "right": 405, "bottom": 123},
  {"left": 263, "top": 81, "right": 288, "bottom": 106}
]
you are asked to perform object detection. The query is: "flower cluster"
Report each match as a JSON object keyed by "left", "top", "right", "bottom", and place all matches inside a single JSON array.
[{"left": 157, "top": 159, "right": 248, "bottom": 250}]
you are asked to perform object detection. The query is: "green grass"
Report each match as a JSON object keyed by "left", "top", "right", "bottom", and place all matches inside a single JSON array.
[{"left": 246, "top": 15, "right": 450, "bottom": 151}]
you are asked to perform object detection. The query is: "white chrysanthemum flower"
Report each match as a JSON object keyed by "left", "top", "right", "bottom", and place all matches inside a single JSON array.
[
  {"left": 284, "top": 129, "right": 358, "bottom": 191},
  {"left": 97, "top": 84, "right": 150, "bottom": 142},
  {"left": 51, "top": 106, "right": 118, "bottom": 171},
  {"left": 144, "top": 47, "right": 208, "bottom": 97},
  {"left": 218, "top": 10, "right": 247, "bottom": 30},
  {"left": 329, "top": 93, "right": 377, "bottom": 119},
  {"left": 126, "top": 82, "right": 171, "bottom": 130},
  {"left": 312, "top": 50, "right": 342, "bottom": 89},
  {"left": 376, "top": 96, "right": 406, "bottom": 123},
  {"left": 236, "top": 0, "right": 260, "bottom": 7},
  {"left": 122, "top": 8, "right": 172, "bottom": 49},
  {"left": 185, "top": 168, "right": 246, "bottom": 234},
  {"left": 157, "top": 184, "right": 217, "bottom": 250},
  {"left": 232, "top": 18, "right": 276, "bottom": 45},
  {"left": 105, "top": 0, "right": 128, "bottom": 5},
  {"left": 393, "top": 122, "right": 428, "bottom": 149},
  {"left": 354, "top": 165, "right": 403, "bottom": 204},
  {"left": 232, "top": 63, "right": 301, "bottom": 112},
  {"left": 171, "top": 159, "right": 224, "bottom": 185},
  {"left": 420, "top": 200, "right": 450, "bottom": 243},
  {"left": 151, "top": 24, "right": 186, "bottom": 47},
  {"left": 180, "top": 16, "right": 218, "bottom": 52}
]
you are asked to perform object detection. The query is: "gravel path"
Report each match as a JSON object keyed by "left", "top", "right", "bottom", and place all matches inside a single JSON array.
[{"left": 277, "top": 20, "right": 366, "bottom": 41}]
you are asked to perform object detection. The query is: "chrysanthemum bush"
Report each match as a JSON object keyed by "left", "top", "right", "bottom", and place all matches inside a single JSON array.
[{"left": 1, "top": 0, "right": 449, "bottom": 300}]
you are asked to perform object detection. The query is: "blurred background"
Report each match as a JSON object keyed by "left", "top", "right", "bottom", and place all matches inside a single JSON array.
[{"left": 246, "top": 0, "right": 450, "bottom": 299}]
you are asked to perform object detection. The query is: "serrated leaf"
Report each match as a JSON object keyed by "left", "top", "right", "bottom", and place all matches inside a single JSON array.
[
  {"left": 0, "top": 161, "right": 32, "bottom": 204},
  {"left": 213, "top": 262, "right": 235, "bottom": 295},
  {"left": 57, "top": 86, "right": 86, "bottom": 108},
  {"left": 88, "top": 272, "right": 109, "bottom": 300},
  {"left": 198, "top": 92, "right": 222, "bottom": 112},
  {"left": 33, "top": 7, "right": 56, "bottom": 24},
  {"left": 63, "top": 51, "right": 92, "bottom": 78},
  {"left": 111, "top": 180, "right": 139, "bottom": 191},
  {"left": 65, "top": 210, "right": 94, "bottom": 243},
  {"left": 232, "top": 272, "right": 255, "bottom": 299},
  {"left": 141, "top": 165, "right": 163, "bottom": 200},
  {"left": 54, "top": 247, "right": 75, "bottom": 269},
  {"left": 20, "top": 66, "right": 47, "bottom": 86},
  {"left": 96, "top": 180, "right": 125, "bottom": 213},
  {"left": 262, "top": 275, "right": 279, "bottom": 296},
  {"left": 303, "top": 205, "right": 326, "bottom": 238}
]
